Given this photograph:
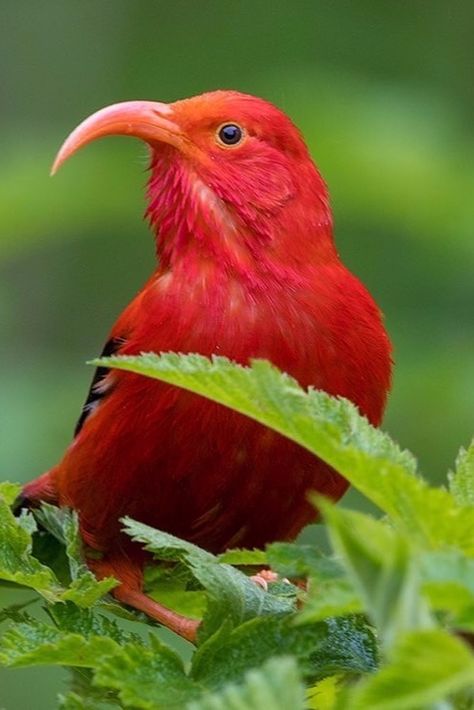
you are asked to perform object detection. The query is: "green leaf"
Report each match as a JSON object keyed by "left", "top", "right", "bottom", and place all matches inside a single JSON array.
[
  {"left": 266, "top": 542, "right": 327, "bottom": 578},
  {"left": 452, "top": 606, "right": 474, "bottom": 634},
  {"left": 0, "top": 482, "right": 22, "bottom": 506},
  {"left": 93, "top": 599, "right": 154, "bottom": 625},
  {"left": 62, "top": 666, "right": 119, "bottom": 708},
  {"left": 218, "top": 549, "right": 268, "bottom": 566},
  {"left": 266, "top": 543, "right": 364, "bottom": 623},
  {"left": 34, "top": 504, "right": 84, "bottom": 579},
  {"left": 191, "top": 614, "right": 377, "bottom": 688},
  {"left": 97, "top": 354, "right": 474, "bottom": 556},
  {"left": 59, "top": 667, "right": 121, "bottom": 710},
  {"left": 122, "top": 518, "right": 295, "bottom": 642},
  {"left": 144, "top": 561, "right": 209, "bottom": 619},
  {"left": 319, "top": 501, "right": 432, "bottom": 649},
  {"left": 0, "top": 494, "right": 115, "bottom": 607},
  {"left": 347, "top": 629, "right": 474, "bottom": 709},
  {"left": 61, "top": 574, "right": 118, "bottom": 608},
  {"left": 421, "top": 550, "right": 474, "bottom": 630},
  {"left": 449, "top": 440, "right": 474, "bottom": 507},
  {"left": 306, "top": 675, "right": 342, "bottom": 710},
  {"left": 94, "top": 635, "right": 202, "bottom": 709},
  {"left": 0, "top": 614, "right": 118, "bottom": 668},
  {"left": 46, "top": 603, "right": 138, "bottom": 645},
  {"left": 299, "top": 577, "right": 362, "bottom": 624},
  {"left": 0, "top": 599, "right": 38, "bottom": 624},
  {"left": 0, "top": 487, "right": 63, "bottom": 601},
  {"left": 35, "top": 504, "right": 118, "bottom": 606},
  {"left": 149, "top": 588, "right": 207, "bottom": 620},
  {"left": 0, "top": 603, "right": 141, "bottom": 671},
  {"left": 186, "top": 656, "right": 305, "bottom": 710}
]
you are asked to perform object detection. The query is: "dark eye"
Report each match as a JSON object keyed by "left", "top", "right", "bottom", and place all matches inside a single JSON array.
[{"left": 217, "top": 123, "right": 243, "bottom": 146}]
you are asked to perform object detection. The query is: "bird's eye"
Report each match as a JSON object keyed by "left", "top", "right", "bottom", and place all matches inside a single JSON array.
[{"left": 217, "top": 123, "right": 243, "bottom": 146}]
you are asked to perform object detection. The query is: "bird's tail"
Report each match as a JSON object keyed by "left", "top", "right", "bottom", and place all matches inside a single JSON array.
[{"left": 16, "top": 469, "right": 58, "bottom": 511}]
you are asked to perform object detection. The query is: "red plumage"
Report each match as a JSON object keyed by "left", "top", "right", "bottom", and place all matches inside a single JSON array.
[{"left": 23, "top": 91, "right": 391, "bottom": 640}]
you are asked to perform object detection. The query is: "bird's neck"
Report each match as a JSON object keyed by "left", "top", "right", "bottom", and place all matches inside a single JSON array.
[{"left": 145, "top": 154, "right": 337, "bottom": 283}]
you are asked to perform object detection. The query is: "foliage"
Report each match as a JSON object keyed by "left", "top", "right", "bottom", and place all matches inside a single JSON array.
[{"left": 1, "top": 354, "right": 474, "bottom": 708}]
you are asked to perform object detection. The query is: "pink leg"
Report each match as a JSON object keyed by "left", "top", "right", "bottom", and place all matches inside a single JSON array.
[
  {"left": 113, "top": 584, "right": 199, "bottom": 643},
  {"left": 89, "top": 553, "right": 200, "bottom": 644}
]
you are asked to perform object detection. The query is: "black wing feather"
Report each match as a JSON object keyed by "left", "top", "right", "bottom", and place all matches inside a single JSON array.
[{"left": 74, "top": 337, "right": 124, "bottom": 437}]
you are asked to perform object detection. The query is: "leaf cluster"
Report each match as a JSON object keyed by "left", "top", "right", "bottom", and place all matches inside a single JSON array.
[{"left": 1, "top": 353, "right": 474, "bottom": 708}]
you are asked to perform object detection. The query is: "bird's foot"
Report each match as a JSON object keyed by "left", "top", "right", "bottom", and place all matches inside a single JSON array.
[{"left": 250, "top": 569, "right": 284, "bottom": 591}]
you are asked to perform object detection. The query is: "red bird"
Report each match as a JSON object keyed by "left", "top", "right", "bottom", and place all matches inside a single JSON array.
[{"left": 22, "top": 91, "right": 391, "bottom": 641}]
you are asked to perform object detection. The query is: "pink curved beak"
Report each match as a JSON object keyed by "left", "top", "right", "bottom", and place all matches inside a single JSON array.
[{"left": 51, "top": 100, "right": 184, "bottom": 175}]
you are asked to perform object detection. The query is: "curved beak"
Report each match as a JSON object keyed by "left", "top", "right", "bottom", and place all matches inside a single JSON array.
[{"left": 51, "top": 100, "right": 184, "bottom": 175}]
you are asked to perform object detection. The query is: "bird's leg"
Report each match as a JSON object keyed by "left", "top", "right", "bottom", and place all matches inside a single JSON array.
[
  {"left": 13, "top": 489, "right": 201, "bottom": 645},
  {"left": 88, "top": 552, "right": 200, "bottom": 644},
  {"left": 112, "top": 584, "right": 200, "bottom": 643}
]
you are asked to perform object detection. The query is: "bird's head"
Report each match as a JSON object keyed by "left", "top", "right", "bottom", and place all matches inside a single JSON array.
[{"left": 53, "top": 90, "right": 335, "bottom": 275}]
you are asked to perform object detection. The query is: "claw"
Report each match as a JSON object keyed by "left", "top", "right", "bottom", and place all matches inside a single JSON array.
[{"left": 250, "top": 569, "right": 281, "bottom": 591}]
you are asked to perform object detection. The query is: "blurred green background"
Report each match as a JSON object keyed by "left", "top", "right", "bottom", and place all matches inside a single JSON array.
[{"left": 1, "top": 1, "right": 473, "bottom": 707}]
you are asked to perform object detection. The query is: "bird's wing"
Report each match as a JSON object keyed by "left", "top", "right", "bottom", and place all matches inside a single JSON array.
[
  {"left": 73, "top": 273, "right": 161, "bottom": 438},
  {"left": 73, "top": 336, "right": 125, "bottom": 437}
]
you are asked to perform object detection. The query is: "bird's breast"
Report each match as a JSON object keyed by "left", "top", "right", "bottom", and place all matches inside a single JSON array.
[
  {"left": 128, "top": 264, "right": 322, "bottom": 385},
  {"left": 56, "top": 259, "right": 390, "bottom": 552}
]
